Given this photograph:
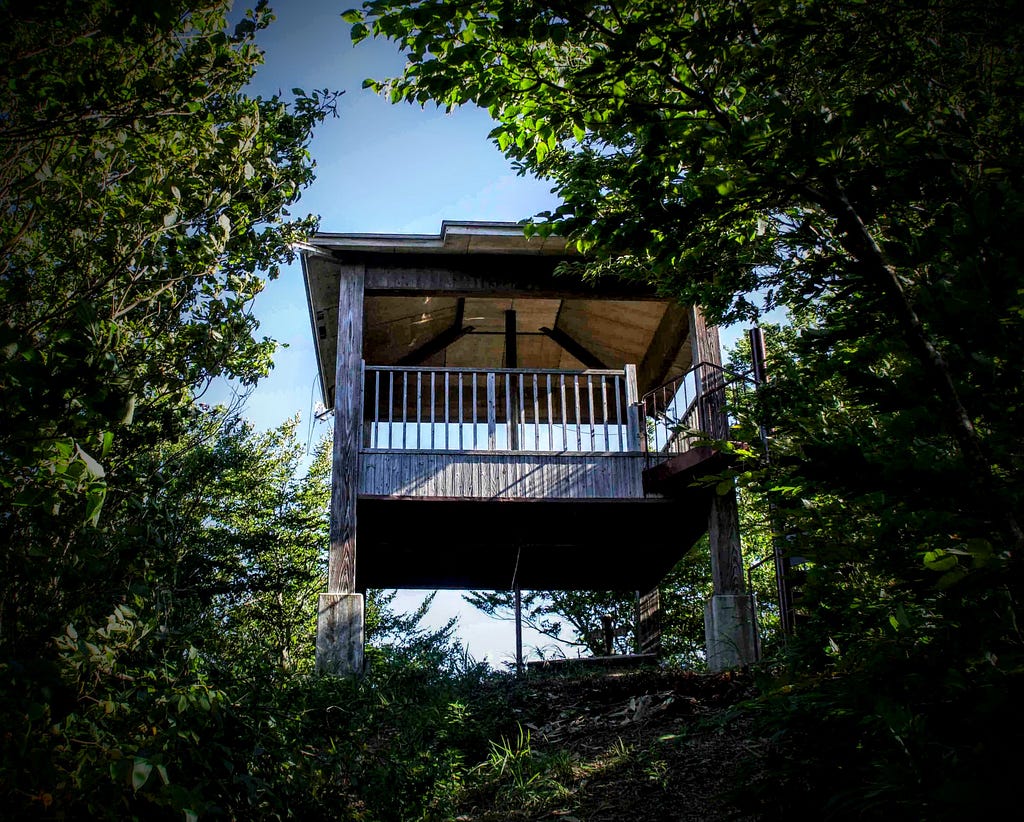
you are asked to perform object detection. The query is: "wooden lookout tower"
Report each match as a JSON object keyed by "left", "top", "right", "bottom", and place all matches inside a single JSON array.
[{"left": 300, "top": 221, "right": 758, "bottom": 673}]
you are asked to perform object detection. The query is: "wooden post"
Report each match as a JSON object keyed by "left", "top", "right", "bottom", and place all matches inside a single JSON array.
[
  {"left": 708, "top": 486, "right": 745, "bottom": 595},
  {"left": 601, "top": 614, "right": 614, "bottom": 655},
  {"left": 690, "top": 305, "right": 745, "bottom": 593},
  {"left": 636, "top": 588, "right": 662, "bottom": 655},
  {"left": 329, "top": 264, "right": 365, "bottom": 594},
  {"left": 691, "top": 306, "right": 757, "bottom": 669},
  {"left": 624, "top": 363, "right": 642, "bottom": 452},
  {"left": 505, "top": 309, "right": 519, "bottom": 450}
]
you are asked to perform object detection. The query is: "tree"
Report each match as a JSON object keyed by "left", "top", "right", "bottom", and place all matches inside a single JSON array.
[
  {"left": 351, "top": 0, "right": 1022, "bottom": 549},
  {"left": 0, "top": 3, "right": 340, "bottom": 815},
  {"left": 350, "top": 2, "right": 1024, "bottom": 811},
  {"left": 0, "top": 0, "right": 336, "bottom": 651}
]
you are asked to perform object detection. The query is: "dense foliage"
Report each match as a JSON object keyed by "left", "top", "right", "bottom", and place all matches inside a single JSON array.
[
  {"left": 351, "top": 0, "right": 1024, "bottom": 815},
  {"left": 0, "top": 0, "right": 336, "bottom": 651},
  {"left": 5, "top": 0, "right": 1023, "bottom": 816}
]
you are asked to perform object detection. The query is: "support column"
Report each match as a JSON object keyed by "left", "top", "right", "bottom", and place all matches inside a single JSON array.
[
  {"left": 691, "top": 306, "right": 758, "bottom": 670},
  {"left": 505, "top": 309, "right": 519, "bottom": 450},
  {"left": 317, "top": 262, "right": 366, "bottom": 676}
]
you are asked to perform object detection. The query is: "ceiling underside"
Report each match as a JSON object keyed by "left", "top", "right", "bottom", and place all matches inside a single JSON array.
[
  {"left": 363, "top": 295, "right": 684, "bottom": 372},
  {"left": 303, "top": 246, "right": 697, "bottom": 406}
]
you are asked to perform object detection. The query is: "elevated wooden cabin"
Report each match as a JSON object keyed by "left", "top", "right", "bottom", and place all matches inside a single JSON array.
[{"left": 301, "top": 221, "right": 755, "bottom": 671}]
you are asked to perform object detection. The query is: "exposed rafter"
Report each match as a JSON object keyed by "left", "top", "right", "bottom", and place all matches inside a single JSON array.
[
  {"left": 396, "top": 297, "right": 473, "bottom": 366},
  {"left": 539, "top": 325, "right": 607, "bottom": 369}
]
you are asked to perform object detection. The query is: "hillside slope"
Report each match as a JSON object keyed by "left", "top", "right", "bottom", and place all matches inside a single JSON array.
[{"left": 451, "top": 668, "right": 767, "bottom": 821}]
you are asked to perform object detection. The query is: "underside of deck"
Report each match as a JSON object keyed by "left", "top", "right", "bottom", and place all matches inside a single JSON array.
[{"left": 356, "top": 493, "right": 713, "bottom": 591}]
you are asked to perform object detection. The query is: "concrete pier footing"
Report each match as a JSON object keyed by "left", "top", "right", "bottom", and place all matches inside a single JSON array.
[{"left": 704, "top": 593, "right": 758, "bottom": 672}]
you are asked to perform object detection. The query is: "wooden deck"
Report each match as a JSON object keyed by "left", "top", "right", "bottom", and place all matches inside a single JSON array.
[{"left": 346, "top": 359, "right": 736, "bottom": 591}]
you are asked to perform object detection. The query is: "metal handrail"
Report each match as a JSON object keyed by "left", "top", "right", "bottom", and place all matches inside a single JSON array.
[{"left": 639, "top": 361, "right": 755, "bottom": 464}]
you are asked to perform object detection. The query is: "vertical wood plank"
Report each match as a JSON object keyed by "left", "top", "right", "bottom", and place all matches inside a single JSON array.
[
  {"left": 505, "top": 372, "right": 516, "bottom": 450},
  {"left": 487, "top": 372, "right": 497, "bottom": 450},
  {"left": 587, "top": 374, "right": 596, "bottom": 451},
  {"left": 373, "top": 369, "right": 380, "bottom": 448},
  {"left": 574, "top": 375, "right": 582, "bottom": 451},
  {"left": 601, "top": 375, "right": 609, "bottom": 450},
  {"left": 533, "top": 373, "right": 540, "bottom": 451},
  {"left": 387, "top": 371, "right": 394, "bottom": 449},
  {"left": 546, "top": 375, "right": 553, "bottom": 450},
  {"left": 624, "top": 364, "right": 642, "bottom": 452},
  {"left": 560, "top": 375, "right": 567, "bottom": 450},
  {"left": 401, "top": 371, "right": 408, "bottom": 449},
  {"left": 613, "top": 374, "right": 622, "bottom": 450}
]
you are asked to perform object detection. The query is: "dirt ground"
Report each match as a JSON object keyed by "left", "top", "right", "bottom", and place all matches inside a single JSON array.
[{"left": 454, "top": 667, "right": 770, "bottom": 821}]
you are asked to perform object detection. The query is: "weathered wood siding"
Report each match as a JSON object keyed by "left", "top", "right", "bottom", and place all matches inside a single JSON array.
[{"left": 359, "top": 451, "right": 649, "bottom": 499}]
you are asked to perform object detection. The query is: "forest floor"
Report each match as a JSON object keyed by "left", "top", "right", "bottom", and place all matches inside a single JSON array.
[{"left": 451, "top": 667, "right": 771, "bottom": 821}]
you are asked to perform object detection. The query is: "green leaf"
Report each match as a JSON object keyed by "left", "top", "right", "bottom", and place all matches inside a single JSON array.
[
  {"left": 76, "top": 445, "right": 105, "bottom": 479},
  {"left": 923, "top": 550, "right": 957, "bottom": 572},
  {"left": 132, "top": 757, "right": 153, "bottom": 791},
  {"left": 85, "top": 488, "right": 105, "bottom": 526}
]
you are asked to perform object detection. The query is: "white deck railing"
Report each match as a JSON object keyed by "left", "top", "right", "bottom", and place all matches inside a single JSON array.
[{"left": 363, "top": 365, "right": 642, "bottom": 453}]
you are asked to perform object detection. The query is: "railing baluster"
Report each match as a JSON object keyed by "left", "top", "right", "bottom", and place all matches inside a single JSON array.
[
  {"left": 373, "top": 369, "right": 380, "bottom": 448},
  {"left": 574, "top": 375, "right": 582, "bottom": 451},
  {"left": 624, "top": 364, "right": 641, "bottom": 453},
  {"left": 601, "top": 374, "right": 609, "bottom": 450},
  {"left": 388, "top": 371, "right": 394, "bottom": 449},
  {"left": 444, "top": 371, "right": 450, "bottom": 450},
  {"left": 472, "top": 372, "right": 478, "bottom": 450},
  {"left": 458, "top": 372, "right": 464, "bottom": 450},
  {"left": 402, "top": 371, "right": 408, "bottom": 449},
  {"left": 533, "top": 373, "right": 540, "bottom": 451},
  {"left": 430, "top": 370, "right": 436, "bottom": 449},
  {"left": 587, "top": 374, "right": 596, "bottom": 451},
  {"left": 506, "top": 373, "right": 515, "bottom": 450},
  {"left": 661, "top": 384, "right": 669, "bottom": 451},
  {"left": 416, "top": 370, "right": 422, "bottom": 448},
  {"left": 546, "top": 374, "right": 553, "bottom": 451},
  {"left": 560, "top": 375, "right": 568, "bottom": 451},
  {"left": 614, "top": 374, "right": 622, "bottom": 451},
  {"left": 518, "top": 373, "right": 525, "bottom": 451}
]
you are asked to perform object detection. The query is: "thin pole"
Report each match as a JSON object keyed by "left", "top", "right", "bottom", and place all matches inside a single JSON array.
[
  {"left": 515, "top": 586, "right": 524, "bottom": 676},
  {"left": 749, "top": 326, "right": 793, "bottom": 637}
]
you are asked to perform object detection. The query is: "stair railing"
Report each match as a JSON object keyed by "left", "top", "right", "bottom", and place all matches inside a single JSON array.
[{"left": 639, "top": 361, "right": 755, "bottom": 467}]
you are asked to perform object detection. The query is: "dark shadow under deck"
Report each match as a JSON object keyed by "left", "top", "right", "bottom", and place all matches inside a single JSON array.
[{"left": 356, "top": 491, "right": 713, "bottom": 592}]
